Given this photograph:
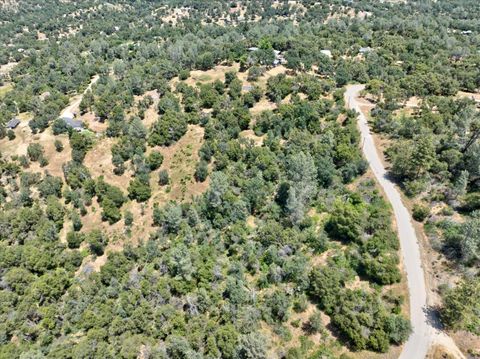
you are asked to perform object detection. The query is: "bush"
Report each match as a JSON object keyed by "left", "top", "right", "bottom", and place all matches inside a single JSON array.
[
  {"left": 412, "top": 203, "right": 429, "bottom": 222},
  {"left": 146, "top": 151, "right": 164, "bottom": 170},
  {"left": 462, "top": 192, "right": 480, "bottom": 212},
  {"left": 54, "top": 139, "right": 64, "bottom": 152},
  {"left": 7, "top": 130, "right": 15, "bottom": 140},
  {"left": 39, "top": 155, "right": 49, "bottom": 167},
  {"left": 66, "top": 231, "right": 84, "bottom": 249},
  {"left": 179, "top": 69, "right": 190, "bottom": 80},
  {"left": 304, "top": 312, "right": 323, "bottom": 334},
  {"left": 194, "top": 160, "right": 208, "bottom": 182},
  {"left": 87, "top": 230, "right": 108, "bottom": 256},
  {"left": 128, "top": 177, "right": 152, "bottom": 202},
  {"left": 148, "top": 111, "right": 187, "bottom": 146},
  {"left": 124, "top": 210, "right": 134, "bottom": 226},
  {"left": 27, "top": 143, "right": 44, "bottom": 161},
  {"left": 159, "top": 169, "right": 169, "bottom": 186}
]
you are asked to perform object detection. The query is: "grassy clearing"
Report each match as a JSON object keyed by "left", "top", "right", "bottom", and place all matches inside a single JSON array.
[{"left": 0, "top": 83, "right": 13, "bottom": 98}]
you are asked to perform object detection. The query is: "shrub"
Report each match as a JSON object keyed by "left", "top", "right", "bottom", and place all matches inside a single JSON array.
[
  {"left": 7, "top": 130, "right": 15, "bottom": 140},
  {"left": 179, "top": 69, "right": 190, "bottom": 80},
  {"left": 54, "top": 139, "right": 64, "bottom": 152},
  {"left": 412, "top": 203, "right": 429, "bottom": 222},
  {"left": 159, "top": 169, "right": 169, "bottom": 186},
  {"left": 146, "top": 151, "right": 164, "bottom": 170},
  {"left": 87, "top": 230, "right": 108, "bottom": 256},
  {"left": 194, "top": 160, "right": 208, "bottom": 182},
  {"left": 27, "top": 143, "right": 44, "bottom": 161},
  {"left": 66, "top": 231, "right": 84, "bottom": 249},
  {"left": 304, "top": 311, "right": 323, "bottom": 334}
]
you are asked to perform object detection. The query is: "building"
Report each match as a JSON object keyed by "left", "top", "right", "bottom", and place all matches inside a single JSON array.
[
  {"left": 359, "top": 47, "right": 373, "bottom": 54},
  {"left": 61, "top": 117, "right": 84, "bottom": 131},
  {"left": 320, "top": 49, "right": 332, "bottom": 58},
  {"left": 6, "top": 118, "right": 20, "bottom": 129},
  {"left": 242, "top": 85, "right": 254, "bottom": 92}
]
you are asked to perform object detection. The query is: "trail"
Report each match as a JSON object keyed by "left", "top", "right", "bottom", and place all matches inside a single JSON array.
[
  {"left": 60, "top": 74, "right": 99, "bottom": 119},
  {"left": 345, "top": 84, "right": 465, "bottom": 359}
]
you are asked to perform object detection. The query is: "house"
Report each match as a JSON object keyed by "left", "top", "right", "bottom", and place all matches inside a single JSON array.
[
  {"left": 6, "top": 118, "right": 20, "bottom": 129},
  {"left": 320, "top": 49, "right": 332, "bottom": 58},
  {"left": 359, "top": 47, "right": 373, "bottom": 54},
  {"left": 61, "top": 117, "right": 84, "bottom": 131}
]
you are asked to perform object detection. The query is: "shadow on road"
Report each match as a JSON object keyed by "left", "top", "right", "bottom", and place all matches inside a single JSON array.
[{"left": 423, "top": 305, "right": 445, "bottom": 332}]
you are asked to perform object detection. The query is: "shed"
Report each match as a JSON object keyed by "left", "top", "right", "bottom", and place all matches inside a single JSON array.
[
  {"left": 242, "top": 85, "right": 254, "bottom": 92},
  {"left": 6, "top": 118, "right": 20, "bottom": 129},
  {"left": 248, "top": 47, "right": 259, "bottom": 52},
  {"left": 62, "top": 117, "right": 84, "bottom": 131},
  {"left": 359, "top": 47, "right": 373, "bottom": 54},
  {"left": 320, "top": 49, "right": 332, "bottom": 58}
]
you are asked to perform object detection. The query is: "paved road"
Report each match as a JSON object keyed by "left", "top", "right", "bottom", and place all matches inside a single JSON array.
[{"left": 345, "top": 85, "right": 465, "bottom": 359}]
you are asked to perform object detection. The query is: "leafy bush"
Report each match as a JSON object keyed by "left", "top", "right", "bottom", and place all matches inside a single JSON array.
[{"left": 412, "top": 203, "right": 429, "bottom": 222}]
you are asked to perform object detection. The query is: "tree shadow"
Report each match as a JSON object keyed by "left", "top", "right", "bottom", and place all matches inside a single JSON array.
[{"left": 423, "top": 305, "right": 445, "bottom": 332}]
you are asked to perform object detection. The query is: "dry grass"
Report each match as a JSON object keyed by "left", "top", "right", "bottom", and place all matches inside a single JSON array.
[
  {"left": 427, "top": 345, "right": 456, "bottom": 359},
  {"left": 457, "top": 90, "right": 480, "bottom": 105},
  {"left": 149, "top": 124, "right": 208, "bottom": 203},
  {"left": 0, "top": 113, "right": 72, "bottom": 178},
  {"left": 0, "top": 62, "right": 18, "bottom": 75},
  {"left": 239, "top": 129, "right": 265, "bottom": 146},
  {"left": 84, "top": 136, "right": 134, "bottom": 189},
  {"left": 0, "top": 83, "right": 13, "bottom": 98}
]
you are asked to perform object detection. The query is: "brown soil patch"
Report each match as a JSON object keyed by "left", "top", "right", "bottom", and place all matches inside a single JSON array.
[
  {"left": 0, "top": 62, "right": 18, "bottom": 76},
  {"left": 427, "top": 345, "right": 456, "bottom": 359},
  {"left": 0, "top": 83, "right": 13, "bottom": 98},
  {"left": 239, "top": 129, "right": 264, "bottom": 146},
  {"left": 37, "top": 31, "right": 47, "bottom": 41},
  {"left": 0, "top": 114, "right": 72, "bottom": 178},
  {"left": 250, "top": 97, "right": 277, "bottom": 116},
  {"left": 81, "top": 112, "right": 107, "bottom": 133},
  {"left": 184, "top": 64, "right": 241, "bottom": 87},
  {"left": 84, "top": 136, "right": 134, "bottom": 189},
  {"left": 450, "top": 331, "right": 480, "bottom": 358},
  {"left": 133, "top": 89, "right": 160, "bottom": 129}
]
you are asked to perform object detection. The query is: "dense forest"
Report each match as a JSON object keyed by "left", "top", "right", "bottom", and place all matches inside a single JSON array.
[{"left": 0, "top": 0, "right": 479, "bottom": 358}]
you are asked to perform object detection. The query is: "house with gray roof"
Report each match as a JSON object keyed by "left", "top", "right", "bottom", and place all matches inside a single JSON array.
[
  {"left": 61, "top": 117, "right": 84, "bottom": 131},
  {"left": 6, "top": 118, "right": 20, "bottom": 129}
]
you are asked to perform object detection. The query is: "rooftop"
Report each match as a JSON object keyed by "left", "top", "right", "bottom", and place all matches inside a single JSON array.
[
  {"left": 61, "top": 117, "right": 83, "bottom": 129},
  {"left": 6, "top": 118, "right": 20, "bottom": 129}
]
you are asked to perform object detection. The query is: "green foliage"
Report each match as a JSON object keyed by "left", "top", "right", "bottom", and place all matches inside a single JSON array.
[
  {"left": 27, "top": 143, "right": 44, "bottom": 162},
  {"left": 146, "top": 151, "right": 164, "bottom": 170},
  {"left": 66, "top": 231, "right": 84, "bottom": 249},
  {"left": 442, "top": 277, "right": 480, "bottom": 335},
  {"left": 87, "top": 229, "right": 108, "bottom": 256},
  {"left": 412, "top": 203, "right": 430, "bottom": 222},
  {"left": 159, "top": 169, "right": 169, "bottom": 186},
  {"left": 149, "top": 111, "right": 187, "bottom": 146},
  {"left": 128, "top": 177, "right": 151, "bottom": 202},
  {"left": 194, "top": 160, "right": 208, "bottom": 182},
  {"left": 54, "top": 139, "right": 64, "bottom": 152}
]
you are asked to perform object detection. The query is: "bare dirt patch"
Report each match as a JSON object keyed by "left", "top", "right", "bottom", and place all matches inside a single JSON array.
[
  {"left": 0, "top": 62, "right": 18, "bottom": 76},
  {"left": 0, "top": 83, "right": 13, "bottom": 98},
  {"left": 239, "top": 129, "right": 264, "bottom": 146},
  {"left": 0, "top": 114, "right": 72, "bottom": 178},
  {"left": 84, "top": 136, "right": 134, "bottom": 189}
]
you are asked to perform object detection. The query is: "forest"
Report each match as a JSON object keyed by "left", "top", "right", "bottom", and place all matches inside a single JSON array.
[{"left": 0, "top": 0, "right": 479, "bottom": 358}]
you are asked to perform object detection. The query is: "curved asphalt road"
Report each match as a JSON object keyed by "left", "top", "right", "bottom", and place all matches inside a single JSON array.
[{"left": 345, "top": 85, "right": 465, "bottom": 359}]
